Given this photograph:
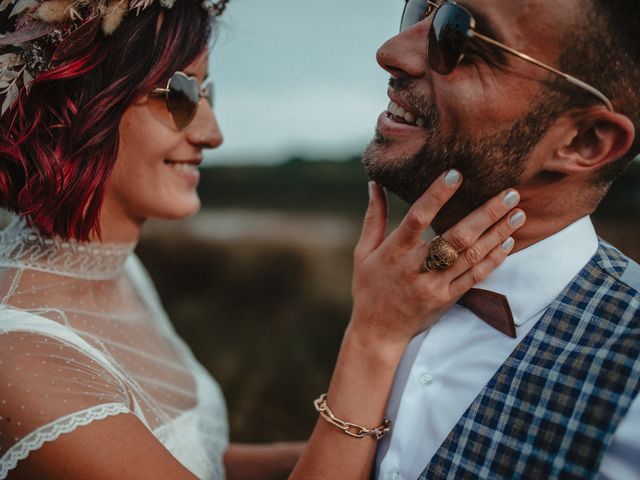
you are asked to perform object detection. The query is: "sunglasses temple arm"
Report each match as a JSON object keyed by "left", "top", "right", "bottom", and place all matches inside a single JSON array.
[
  {"left": 469, "top": 30, "right": 614, "bottom": 112},
  {"left": 151, "top": 86, "right": 210, "bottom": 98}
]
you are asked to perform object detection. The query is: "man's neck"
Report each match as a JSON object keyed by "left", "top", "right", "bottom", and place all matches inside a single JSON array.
[{"left": 510, "top": 210, "right": 592, "bottom": 253}]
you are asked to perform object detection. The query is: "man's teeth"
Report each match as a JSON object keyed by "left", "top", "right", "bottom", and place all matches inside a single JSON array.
[
  {"left": 166, "top": 161, "right": 198, "bottom": 173},
  {"left": 387, "top": 100, "right": 426, "bottom": 127}
]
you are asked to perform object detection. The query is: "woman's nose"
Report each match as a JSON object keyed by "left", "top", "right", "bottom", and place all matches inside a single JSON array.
[{"left": 187, "top": 98, "right": 223, "bottom": 149}]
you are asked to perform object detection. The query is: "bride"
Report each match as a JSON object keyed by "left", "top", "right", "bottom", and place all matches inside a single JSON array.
[{"left": 0, "top": 1, "right": 524, "bottom": 479}]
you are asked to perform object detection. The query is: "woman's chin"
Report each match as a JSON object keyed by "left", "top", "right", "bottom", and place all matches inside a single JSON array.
[{"left": 155, "top": 197, "right": 201, "bottom": 221}]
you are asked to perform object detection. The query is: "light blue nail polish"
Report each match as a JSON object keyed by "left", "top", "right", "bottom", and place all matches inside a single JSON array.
[
  {"left": 509, "top": 211, "right": 526, "bottom": 227},
  {"left": 503, "top": 190, "right": 519, "bottom": 207},
  {"left": 501, "top": 237, "right": 515, "bottom": 251},
  {"left": 444, "top": 170, "right": 461, "bottom": 186}
]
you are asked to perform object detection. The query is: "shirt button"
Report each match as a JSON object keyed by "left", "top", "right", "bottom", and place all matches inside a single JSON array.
[
  {"left": 386, "top": 470, "right": 400, "bottom": 480},
  {"left": 420, "top": 373, "right": 434, "bottom": 386}
]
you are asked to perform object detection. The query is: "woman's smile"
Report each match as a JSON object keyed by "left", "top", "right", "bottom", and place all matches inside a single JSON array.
[{"left": 164, "top": 158, "right": 202, "bottom": 186}]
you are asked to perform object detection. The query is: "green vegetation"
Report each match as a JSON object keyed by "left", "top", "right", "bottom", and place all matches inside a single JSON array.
[
  {"left": 199, "top": 155, "right": 640, "bottom": 218},
  {"left": 199, "top": 156, "right": 403, "bottom": 218}
]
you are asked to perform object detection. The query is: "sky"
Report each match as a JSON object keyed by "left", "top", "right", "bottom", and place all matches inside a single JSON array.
[{"left": 207, "top": 0, "right": 402, "bottom": 165}]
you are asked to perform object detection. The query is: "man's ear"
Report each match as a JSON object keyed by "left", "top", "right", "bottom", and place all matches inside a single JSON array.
[{"left": 543, "top": 109, "right": 635, "bottom": 175}]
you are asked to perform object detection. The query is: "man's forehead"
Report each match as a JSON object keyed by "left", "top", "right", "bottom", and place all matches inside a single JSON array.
[{"left": 456, "top": 0, "right": 578, "bottom": 49}]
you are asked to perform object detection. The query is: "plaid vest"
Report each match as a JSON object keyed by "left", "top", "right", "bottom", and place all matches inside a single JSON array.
[{"left": 419, "top": 241, "right": 640, "bottom": 480}]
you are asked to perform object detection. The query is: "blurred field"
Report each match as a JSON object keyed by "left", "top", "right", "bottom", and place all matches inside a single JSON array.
[{"left": 136, "top": 158, "right": 640, "bottom": 443}]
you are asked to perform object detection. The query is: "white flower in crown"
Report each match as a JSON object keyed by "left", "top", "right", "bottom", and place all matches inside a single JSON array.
[{"left": 0, "top": 0, "right": 229, "bottom": 115}]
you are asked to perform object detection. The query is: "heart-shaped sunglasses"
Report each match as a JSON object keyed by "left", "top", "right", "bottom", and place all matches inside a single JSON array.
[{"left": 150, "top": 72, "right": 214, "bottom": 130}]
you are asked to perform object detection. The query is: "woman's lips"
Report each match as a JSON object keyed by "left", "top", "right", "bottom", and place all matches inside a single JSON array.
[{"left": 164, "top": 160, "right": 201, "bottom": 185}]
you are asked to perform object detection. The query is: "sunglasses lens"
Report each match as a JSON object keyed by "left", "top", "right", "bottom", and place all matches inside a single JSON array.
[
  {"left": 400, "top": 0, "right": 430, "bottom": 32},
  {"left": 167, "top": 73, "right": 200, "bottom": 129},
  {"left": 428, "top": 3, "right": 471, "bottom": 74}
]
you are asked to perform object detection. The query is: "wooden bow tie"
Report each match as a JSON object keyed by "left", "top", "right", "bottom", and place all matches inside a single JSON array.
[{"left": 458, "top": 288, "right": 517, "bottom": 338}]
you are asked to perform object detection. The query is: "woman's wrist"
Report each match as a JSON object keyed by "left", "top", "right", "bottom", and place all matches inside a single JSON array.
[
  {"left": 325, "top": 324, "right": 407, "bottom": 413},
  {"left": 344, "top": 313, "right": 411, "bottom": 363}
]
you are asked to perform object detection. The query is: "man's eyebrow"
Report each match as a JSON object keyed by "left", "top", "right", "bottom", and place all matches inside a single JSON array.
[{"left": 457, "top": 1, "right": 505, "bottom": 43}]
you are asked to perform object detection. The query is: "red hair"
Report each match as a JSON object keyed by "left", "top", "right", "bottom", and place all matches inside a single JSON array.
[{"left": 0, "top": 2, "right": 212, "bottom": 240}]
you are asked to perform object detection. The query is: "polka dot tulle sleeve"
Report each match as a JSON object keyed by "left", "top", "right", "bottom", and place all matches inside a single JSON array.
[
  {"left": 0, "top": 332, "right": 132, "bottom": 478},
  {"left": 0, "top": 215, "right": 228, "bottom": 479}
]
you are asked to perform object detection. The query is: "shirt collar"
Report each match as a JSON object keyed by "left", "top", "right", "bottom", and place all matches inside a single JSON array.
[{"left": 476, "top": 216, "right": 599, "bottom": 326}]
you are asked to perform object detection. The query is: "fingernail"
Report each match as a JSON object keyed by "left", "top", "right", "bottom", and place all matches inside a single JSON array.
[
  {"left": 501, "top": 237, "right": 515, "bottom": 252},
  {"left": 503, "top": 190, "right": 520, "bottom": 207},
  {"left": 368, "top": 181, "right": 374, "bottom": 199},
  {"left": 444, "top": 169, "right": 461, "bottom": 186},
  {"left": 509, "top": 211, "right": 526, "bottom": 227}
]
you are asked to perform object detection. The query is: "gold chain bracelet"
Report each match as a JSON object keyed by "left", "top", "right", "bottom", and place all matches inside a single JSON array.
[{"left": 313, "top": 393, "right": 391, "bottom": 440}]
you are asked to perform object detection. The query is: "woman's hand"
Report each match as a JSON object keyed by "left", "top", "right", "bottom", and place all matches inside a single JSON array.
[
  {"left": 290, "top": 171, "right": 525, "bottom": 480},
  {"left": 349, "top": 169, "right": 525, "bottom": 349}
]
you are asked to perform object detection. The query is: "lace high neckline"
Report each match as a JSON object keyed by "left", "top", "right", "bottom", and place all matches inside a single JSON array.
[{"left": 0, "top": 215, "right": 136, "bottom": 280}]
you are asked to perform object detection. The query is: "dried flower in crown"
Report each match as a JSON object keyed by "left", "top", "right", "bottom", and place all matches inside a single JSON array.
[{"left": 0, "top": 0, "right": 228, "bottom": 115}]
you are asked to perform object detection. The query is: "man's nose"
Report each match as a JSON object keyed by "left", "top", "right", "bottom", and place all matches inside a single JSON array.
[{"left": 376, "top": 22, "right": 430, "bottom": 79}]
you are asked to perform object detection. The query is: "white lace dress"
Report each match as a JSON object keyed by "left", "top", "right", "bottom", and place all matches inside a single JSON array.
[{"left": 0, "top": 216, "right": 228, "bottom": 479}]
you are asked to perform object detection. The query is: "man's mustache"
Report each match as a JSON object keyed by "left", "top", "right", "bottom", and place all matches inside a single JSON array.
[{"left": 388, "top": 77, "right": 439, "bottom": 127}]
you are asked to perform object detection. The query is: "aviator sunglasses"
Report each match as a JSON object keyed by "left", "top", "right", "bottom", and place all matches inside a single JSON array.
[
  {"left": 150, "top": 71, "right": 214, "bottom": 130},
  {"left": 401, "top": 0, "right": 614, "bottom": 111}
]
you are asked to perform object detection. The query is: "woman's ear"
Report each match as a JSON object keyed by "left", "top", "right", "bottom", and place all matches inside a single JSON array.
[{"left": 543, "top": 109, "right": 635, "bottom": 175}]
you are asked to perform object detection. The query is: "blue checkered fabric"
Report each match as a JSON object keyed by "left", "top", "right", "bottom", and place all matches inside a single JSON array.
[{"left": 419, "top": 241, "right": 640, "bottom": 480}]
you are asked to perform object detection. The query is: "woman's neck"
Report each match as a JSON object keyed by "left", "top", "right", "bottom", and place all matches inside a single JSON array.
[{"left": 92, "top": 200, "right": 144, "bottom": 245}]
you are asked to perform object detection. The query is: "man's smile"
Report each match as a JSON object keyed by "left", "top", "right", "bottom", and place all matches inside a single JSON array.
[
  {"left": 386, "top": 89, "right": 428, "bottom": 128},
  {"left": 387, "top": 100, "right": 427, "bottom": 127}
]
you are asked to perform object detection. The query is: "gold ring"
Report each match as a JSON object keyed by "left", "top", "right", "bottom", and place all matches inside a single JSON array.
[{"left": 423, "top": 236, "right": 458, "bottom": 272}]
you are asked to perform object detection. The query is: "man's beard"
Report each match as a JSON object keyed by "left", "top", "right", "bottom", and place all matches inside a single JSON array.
[{"left": 363, "top": 80, "right": 558, "bottom": 233}]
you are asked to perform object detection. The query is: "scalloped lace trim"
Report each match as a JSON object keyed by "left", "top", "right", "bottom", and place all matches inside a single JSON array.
[{"left": 0, "top": 403, "right": 130, "bottom": 479}]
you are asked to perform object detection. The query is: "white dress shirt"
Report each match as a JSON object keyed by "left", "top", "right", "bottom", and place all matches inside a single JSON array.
[{"left": 375, "top": 216, "right": 640, "bottom": 480}]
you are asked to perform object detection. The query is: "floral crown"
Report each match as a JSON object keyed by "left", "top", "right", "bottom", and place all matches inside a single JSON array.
[{"left": 0, "top": 0, "right": 229, "bottom": 115}]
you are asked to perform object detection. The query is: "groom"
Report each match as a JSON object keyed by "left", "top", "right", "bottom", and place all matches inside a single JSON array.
[{"left": 363, "top": 1, "right": 640, "bottom": 479}]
